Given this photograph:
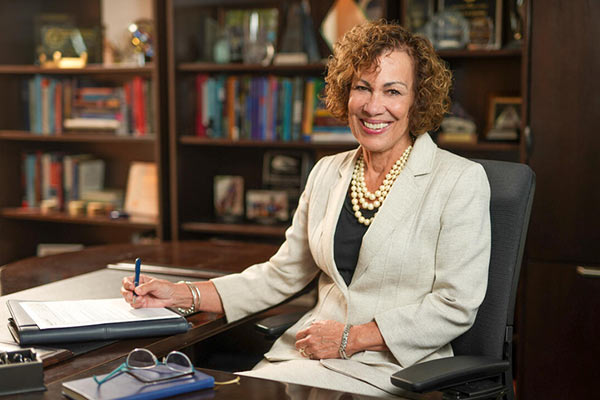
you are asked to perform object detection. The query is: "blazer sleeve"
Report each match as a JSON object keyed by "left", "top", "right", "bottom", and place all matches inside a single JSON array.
[
  {"left": 374, "top": 162, "right": 491, "bottom": 367},
  {"left": 210, "top": 159, "right": 326, "bottom": 323}
]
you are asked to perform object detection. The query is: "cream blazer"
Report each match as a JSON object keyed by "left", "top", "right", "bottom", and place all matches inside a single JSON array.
[{"left": 212, "top": 133, "right": 491, "bottom": 392}]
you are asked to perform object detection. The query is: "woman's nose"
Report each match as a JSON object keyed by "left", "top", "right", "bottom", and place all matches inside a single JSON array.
[{"left": 362, "top": 93, "right": 385, "bottom": 115}]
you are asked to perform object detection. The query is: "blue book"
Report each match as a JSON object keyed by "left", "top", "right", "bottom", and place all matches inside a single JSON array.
[
  {"left": 281, "top": 78, "right": 293, "bottom": 142},
  {"left": 62, "top": 365, "right": 214, "bottom": 400}
]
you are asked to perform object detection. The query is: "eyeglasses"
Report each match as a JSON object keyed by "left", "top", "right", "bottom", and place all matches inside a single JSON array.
[{"left": 93, "top": 348, "right": 195, "bottom": 385}]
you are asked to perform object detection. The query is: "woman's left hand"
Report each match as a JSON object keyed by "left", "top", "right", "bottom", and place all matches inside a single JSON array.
[{"left": 295, "top": 320, "right": 346, "bottom": 360}]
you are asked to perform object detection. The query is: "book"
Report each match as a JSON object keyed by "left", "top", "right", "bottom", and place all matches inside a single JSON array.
[
  {"left": 7, "top": 298, "right": 189, "bottom": 346},
  {"left": 124, "top": 162, "right": 158, "bottom": 218},
  {"left": 62, "top": 365, "right": 214, "bottom": 400}
]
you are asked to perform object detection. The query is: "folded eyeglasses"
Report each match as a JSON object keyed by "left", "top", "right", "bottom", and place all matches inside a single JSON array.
[{"left": 93, "top": 348, "right": 194, "bottom": 385}]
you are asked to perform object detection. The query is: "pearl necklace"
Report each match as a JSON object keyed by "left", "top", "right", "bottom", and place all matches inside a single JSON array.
[{"left": 350, "top": 145, "right": 412, "bottom": 226}]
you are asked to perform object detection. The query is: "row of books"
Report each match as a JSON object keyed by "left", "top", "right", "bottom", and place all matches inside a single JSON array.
[
  {"left": 22, "top": 152, "right": 106, "bottom": 210},
  {"left": 24, "top": 75, "right": 154, "bottom": 136},
  {"left": 194, "top": 74, "right": 354, "bottom": 143}
]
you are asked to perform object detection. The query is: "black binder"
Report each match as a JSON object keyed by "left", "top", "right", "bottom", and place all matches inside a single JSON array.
[{"left": 7, "top": 300, "right": 190, "bottom": 345}]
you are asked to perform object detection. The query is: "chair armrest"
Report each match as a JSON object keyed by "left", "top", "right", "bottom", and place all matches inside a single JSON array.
[
  {"left": 255, "top": 311, "right": 305, "bottom": 338},
  {"left": 390, "top": 355, "right": 509, "bottom": 393}
]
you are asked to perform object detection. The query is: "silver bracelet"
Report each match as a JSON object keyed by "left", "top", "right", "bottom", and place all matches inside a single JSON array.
[
  {"left": 177, "top": 281, "right": 197, "bottom": 316},
  {"left": 339, "top": 324, "right": 352, "bottom": 359}
]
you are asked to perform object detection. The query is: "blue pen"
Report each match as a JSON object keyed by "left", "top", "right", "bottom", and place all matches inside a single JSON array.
[{"left": 133, "top": 257, "right": 141, "bottom": 304}]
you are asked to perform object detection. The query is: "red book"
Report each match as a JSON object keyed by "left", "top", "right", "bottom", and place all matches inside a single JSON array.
[
  {"left": 54, "top": 81, "right": 63, "bottom": 134},
  {"left": 132, "top": 77, "right": 146, "bottom": 136},
  {"left": 195, "top": 74, "right": 207, "bottom": 137}
]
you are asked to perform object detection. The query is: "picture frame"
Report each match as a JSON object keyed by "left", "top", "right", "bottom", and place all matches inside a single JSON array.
[
  {"left": 213, "top": 175, "right": 244, "bottom": 222},
  {"left": 262, "top": 151, "right": 312, "bottom": 189},
  {"left": 486, "top": 96, "right": 522, "bottom": 141},
  {"left": 245, "top": 189, "right": 289, "bottom": 224},
  {"left": 438, "top": 0, "right": 502, "bottom": 50}
]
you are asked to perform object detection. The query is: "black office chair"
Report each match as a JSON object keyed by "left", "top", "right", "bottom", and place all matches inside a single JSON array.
[
  {"left": 256, "top": 159, "right": 535, "bottom": 400},
  {"left": 390, "top": 159, "right": 535, "bottom": 400}
]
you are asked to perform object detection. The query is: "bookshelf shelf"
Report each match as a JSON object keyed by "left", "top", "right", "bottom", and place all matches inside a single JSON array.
[
  {"left": 178, "top": 62, "right": 327, "bottom": 74},
  {"left": 0, "top": 130, "right": 156, "bottom": 143},
  {"left": 179, "top": 136, "right": 356, "bottom": 150},
  {"left": 181, "top": 221, "right": 288, "bottom": 238},
  {"left": 0, "top": 208, "right": 157, "bottom": 229},
  {"left": 0, "top": 64, "right": 155, "bottom": 75},
  {"left": 437, "top": 48, "right": 522, "bottom": 59}
]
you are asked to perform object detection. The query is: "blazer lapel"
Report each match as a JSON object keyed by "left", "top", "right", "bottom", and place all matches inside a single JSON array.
[
  {"left": 352, "top": 133, "right": 437, "bottom": 282},
  {"left": 319, "top": 149, "right": 360, "bottom": 290}
]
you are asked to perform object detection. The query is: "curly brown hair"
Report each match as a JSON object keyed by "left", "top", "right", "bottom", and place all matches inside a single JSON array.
[{"left": 324, "top": 20, "right": 452, "bottom": 135}]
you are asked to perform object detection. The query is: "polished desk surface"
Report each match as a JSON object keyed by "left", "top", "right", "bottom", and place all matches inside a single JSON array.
[{"left": 0, "top": 240, "right": 436, "bottom": 399}]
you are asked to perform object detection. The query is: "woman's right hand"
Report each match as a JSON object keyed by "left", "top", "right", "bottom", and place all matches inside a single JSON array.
[{"left": 121, "top": 274, "right": 191, "bottom": 309}]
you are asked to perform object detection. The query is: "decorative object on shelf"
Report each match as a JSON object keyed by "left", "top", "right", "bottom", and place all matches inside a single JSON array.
[
  {"left": 506, "top": 0, "right": 525, "bottom": 48},
  {"left": 262, "top": 151, "right": 313, "bottom": 217},
  {"left": 437, "top": 102, "right": 478, "bottom": 144},
  {"left": 124, "top": 161, "right": 158, "bottom": 218},
  {"left": 213, "top": 27, "right": 231, "bottom": 64},
  {"left": 262, "top": 151, "right": 312, "bottom": 190},
  {"left": 128, "top": 19, "right": 154, "bottom": 66},
  {"left": 403, "top": 0, "right": 435, "bottom": 33},
  {"left": 242, "top": 8, "right": 278, "bottom": 65},
  {"left": 321, "top": 0, "right": 368, "bottom": 51},
  {"left": 438, "top": 0, "right": 502, "bottom": 50},
  {"left": 214, "top": 175, "right": 244, "bottom": 222},
  {"left": 34, "top": 13, "right": 100, "bottom": 67},
  {"left": 275, "top": 2, "right": 307, "bottom": 65},
  {"left": 486, "top": 96, "right": 521, "bottom": 141},
  {"left": 223, "top": 10, "right": 245, "bottom": 63},
  {"left": 422, "top": 10, "right": 470, "bottom": 49},
  {"left": 246, "top": 189, "right": 289, "bottom": 224}
]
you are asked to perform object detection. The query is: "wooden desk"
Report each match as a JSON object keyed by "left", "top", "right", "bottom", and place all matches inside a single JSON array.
[{"left": 0, "top": 240, "right": 434, "bottom": 399}]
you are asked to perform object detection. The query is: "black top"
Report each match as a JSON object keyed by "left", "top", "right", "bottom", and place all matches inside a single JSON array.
[{"left": 333, "top": 191, "right": 375, "bottom": 286}]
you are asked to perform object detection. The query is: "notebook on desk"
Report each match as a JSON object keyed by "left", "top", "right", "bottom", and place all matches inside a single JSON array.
[
  {"left": 7, "top": 298, "right": 190, "bottom": 345},
  {"left": 62, "top": 365, "right": 215, "bottom": 400}
]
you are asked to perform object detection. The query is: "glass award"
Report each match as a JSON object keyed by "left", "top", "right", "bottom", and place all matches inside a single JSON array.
[{"left": 422, "top": 11, "right": 470, "bottom": 50}]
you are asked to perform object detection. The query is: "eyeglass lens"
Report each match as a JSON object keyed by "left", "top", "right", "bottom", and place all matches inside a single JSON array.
[
  {"left": 127, "top": 348, "right": 157, "bottom": 369},
  {"left": 165, "top": 352, "right": 192, "bottom": 372}
]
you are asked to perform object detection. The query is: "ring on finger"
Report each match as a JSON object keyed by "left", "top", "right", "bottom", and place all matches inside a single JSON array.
[{"left": 299, "top": 348, "right": 307, "bottom": 357}]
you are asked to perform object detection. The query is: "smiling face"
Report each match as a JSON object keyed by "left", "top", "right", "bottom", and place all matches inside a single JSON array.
[{"left": 348, "top": 50, "right": 415, "bottom": 160}]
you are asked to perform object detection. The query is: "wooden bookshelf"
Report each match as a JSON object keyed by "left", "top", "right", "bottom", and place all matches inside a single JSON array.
[
  {"left": 0, "top": 0, "right": 168, "bottom": 265},
  {"left": 166, "top": 0, "right": 525, "bottom": 242}
]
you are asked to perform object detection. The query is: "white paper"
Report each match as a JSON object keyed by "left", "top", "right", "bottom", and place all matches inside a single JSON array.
[{"left": 21, "top": 298, "right": 179, "bottom": 330}]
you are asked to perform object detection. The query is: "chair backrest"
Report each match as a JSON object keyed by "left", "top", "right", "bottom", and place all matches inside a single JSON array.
[{"left": 451, "top": 159, "right": 535, "bottom": 359}]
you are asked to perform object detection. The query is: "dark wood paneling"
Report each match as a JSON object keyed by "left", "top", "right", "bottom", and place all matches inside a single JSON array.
[
  {"left": 526, "top": 0, "right": 600, "bottom": 263},
  {"left": 518, "top": 261, "right": 600, "bottom": 398}
]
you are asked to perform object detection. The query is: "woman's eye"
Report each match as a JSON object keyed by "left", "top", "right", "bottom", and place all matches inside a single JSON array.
[
  {"left": 387, "top": 89, "right": 401, "bottom": 96},
  {"left": 353, "top": 85, "right": 369, "bottom": 91}
]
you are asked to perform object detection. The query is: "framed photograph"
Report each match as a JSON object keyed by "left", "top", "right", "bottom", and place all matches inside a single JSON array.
[
  {"left": 262, "top": 151, "right": 312, "bottom": 189},
  {"left": 403, "top": 0, "right": 435, "bottom": 33},
  {"left": 486, "top": 96, "right": 522, "bottom": 141},
  {"left": 439, "top": 0, "right": 502, "bottom": 49},
  {"left": 213, "top": 175, "right": 244, "bottom": 222},
  {"left": 246, "top": 190, "right": 289, "bottom": 224}
]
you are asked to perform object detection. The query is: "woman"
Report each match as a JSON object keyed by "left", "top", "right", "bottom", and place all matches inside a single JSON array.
[{"left": 121, "top": 20, "right": 491, "bottom": 397}]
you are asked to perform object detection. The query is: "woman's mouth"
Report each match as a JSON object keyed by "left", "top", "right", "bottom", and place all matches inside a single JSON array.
[{"left": 361, "top": 120, "right": 391, "bottom": 133}]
